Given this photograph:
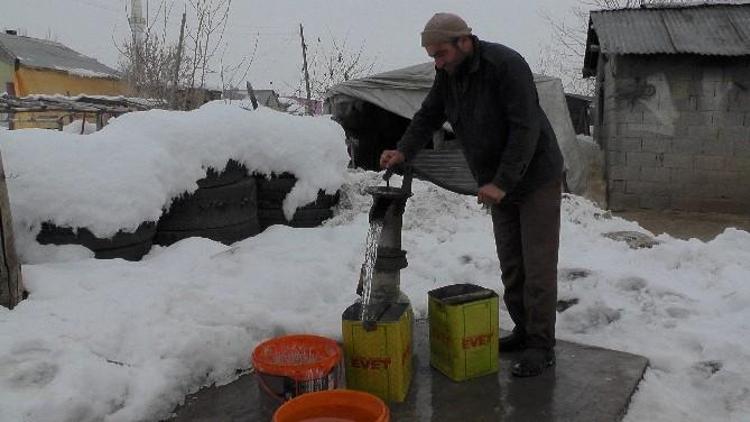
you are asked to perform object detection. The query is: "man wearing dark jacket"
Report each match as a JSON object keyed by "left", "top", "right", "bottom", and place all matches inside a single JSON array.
[{"left": 380, "top": 12, "right": 564, "bottom": 377}]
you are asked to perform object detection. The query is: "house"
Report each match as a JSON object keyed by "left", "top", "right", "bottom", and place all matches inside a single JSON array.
[
  {"left": 223, "top": 87, "right": 285, "bottom": 111},
  {"left": 584, "top": 3, "right": 750, "bottom": 214},
  {"left": 280, "top": 95, "right": 323, "bottom": 115},
  {"left": 253, "top": 89, "right": 282, "bottom": 109},
  {"left": 0, "top": 30, "right": 123, "bottom": 97},
  {"left": 0, "top": 30, "right": 125, "bottom": 129}
]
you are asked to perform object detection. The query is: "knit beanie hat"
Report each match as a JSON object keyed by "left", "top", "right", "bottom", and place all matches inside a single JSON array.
[{"left": 421, "top": 13, "right": 472, "bottom": 47}]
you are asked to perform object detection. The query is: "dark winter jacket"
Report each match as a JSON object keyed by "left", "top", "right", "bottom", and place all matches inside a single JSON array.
[{"left": 397, "top": 37, "right": 564, "bottom": 198}]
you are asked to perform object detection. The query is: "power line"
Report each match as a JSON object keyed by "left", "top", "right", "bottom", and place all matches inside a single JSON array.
[{"left": 67, "top": 0, "right": 121, "bottom": 14}]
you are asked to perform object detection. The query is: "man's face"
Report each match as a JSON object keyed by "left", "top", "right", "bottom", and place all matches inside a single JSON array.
[{"left": 426, "top": 40, "right": 468, "bottom": 74}]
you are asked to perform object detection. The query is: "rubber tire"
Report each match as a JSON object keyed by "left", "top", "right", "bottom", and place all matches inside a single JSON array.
[
  {"left": 258, "top": 208, "right": 334, "bottom": 229},
  {"left": 157, "top": 178, "right": 258, "bottom": 231},
  {"left": 94, "top": 241, "right": 154, "bottom": 261},
  {"left": 257, "top": 190, "right": 340, "bottom": 211},
  {"left": 255, "top": 173, "right": 338, "bottom": 229},
  {"left": 197, "top": 160, "right": 249, "bottom": 189},
  {"left": 255, "top": 173, "right": 296, "bottom": 196},
  {"left": 36, "top": 222, "right": 156, "bottom": 261},
  {"left": 153, "top": 219, "right": 261, "bottom": 246}
]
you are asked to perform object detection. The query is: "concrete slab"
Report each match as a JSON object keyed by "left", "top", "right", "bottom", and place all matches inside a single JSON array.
[{"left": 168, "top": 320, "right": 648, "bottom": 422}]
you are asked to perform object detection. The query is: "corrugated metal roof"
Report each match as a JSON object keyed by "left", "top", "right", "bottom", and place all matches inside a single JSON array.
[
  {"left": 0, "top": 32, "right": 118, "bottom": 78},
  {"left": 583, "top": 4, "right": 750, "bottom": 76},
  {"left": 592, "top": 4, "right": 750, "bottom": 55}
]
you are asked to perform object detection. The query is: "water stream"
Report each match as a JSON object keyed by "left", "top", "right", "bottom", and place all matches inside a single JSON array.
[{"left": 359, "top": 219, "right": 383, "bottom": 321}]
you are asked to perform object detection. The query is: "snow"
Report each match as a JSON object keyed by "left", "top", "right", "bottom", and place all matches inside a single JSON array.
[
  {"left": 62, "top": 119, "right": 98, "bottom": 135},
  {"left": 279, "top": 97, "right": 308, "bottom": 116},
  {"left": 22, "top": 94, "right": 164, "bottom": 109},
  {"left": 0, "top": 102, "right": 348, "bottom": 263},
  {"left": 0, "top": 168, "right": 748, "bottom": 421},
  {"left": 1, "top": 103, "right": 749, "bottom": 420},
  {"left": 52, "top": 66, "right": 118, "bottom": 79}
]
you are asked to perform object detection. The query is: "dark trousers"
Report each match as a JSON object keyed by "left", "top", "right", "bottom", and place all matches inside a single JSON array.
[{"left": 491, "top": 179, "right": 561, "bottom": 349}]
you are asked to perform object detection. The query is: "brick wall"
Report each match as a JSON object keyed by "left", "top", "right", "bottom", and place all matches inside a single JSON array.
[{"left": 599, "top": 55, "right": 750, "bottom": 214}]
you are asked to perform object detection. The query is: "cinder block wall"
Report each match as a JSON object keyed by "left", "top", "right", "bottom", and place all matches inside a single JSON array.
[{"left": 598, "top": 54, "right": 750, "bottom": 213}]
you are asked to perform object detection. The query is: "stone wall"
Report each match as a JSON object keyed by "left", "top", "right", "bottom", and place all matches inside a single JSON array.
[{"left": 597, "top": 55, "right": 750, "bottom": 213}]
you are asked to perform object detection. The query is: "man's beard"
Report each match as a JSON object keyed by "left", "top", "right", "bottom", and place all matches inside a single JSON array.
[{"left": 444, "top": 50, "right": 469, "bottom": 75}]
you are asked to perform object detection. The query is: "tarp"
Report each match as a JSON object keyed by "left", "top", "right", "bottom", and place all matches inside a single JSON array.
[{"left": 326, "top": 62, "right": 588, "bottom": 197}]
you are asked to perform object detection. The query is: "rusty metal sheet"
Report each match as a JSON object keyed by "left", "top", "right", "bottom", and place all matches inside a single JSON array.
[{"left": 410, "top": 148, "right": 478, "bottom": 196}]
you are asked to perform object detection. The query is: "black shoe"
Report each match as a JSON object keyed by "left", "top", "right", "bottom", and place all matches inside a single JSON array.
[
  {"left": 511, "top": 348, "right": 555, "bottom": 377},
  {"left": 498, "top": 332, "right": 526, "bottom": 353}
]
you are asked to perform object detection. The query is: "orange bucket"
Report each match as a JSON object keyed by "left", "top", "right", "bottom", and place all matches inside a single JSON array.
[
  {"left": 252, "top": 334, "right": 343, "bottom": 403},
  {"left": 273, "top": 389, "right": 390, "bottom": 422}
]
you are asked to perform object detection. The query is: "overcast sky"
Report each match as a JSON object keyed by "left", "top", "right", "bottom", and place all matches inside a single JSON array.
[{"left": 1, "top": 0, "right": 585, "bottom": 94}]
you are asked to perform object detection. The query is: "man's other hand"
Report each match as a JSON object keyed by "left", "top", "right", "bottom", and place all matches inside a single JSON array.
[
  {"left": 380, "top": 150, "right": 406, "bottom": 169},
  {"left": 477, "top": 183, "right": 506, "bottom": 205}
]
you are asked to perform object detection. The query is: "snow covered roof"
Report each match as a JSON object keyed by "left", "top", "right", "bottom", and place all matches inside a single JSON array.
[
  {"left": 253, "top": 89, "right": 278, "bottom": 104},
  {"left": 0, "top": 32, "right": 119, "bottom": 79},
  {"left": 0, "top": 94, "right": 162, "bottom": 113}
]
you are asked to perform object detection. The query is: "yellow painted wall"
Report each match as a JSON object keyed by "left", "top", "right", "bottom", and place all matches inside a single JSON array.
[
  {"left": 0, "top": 61, "right": 13, "bottom": 92},
  {"left": 11, "top": 110, "right": 115, "bottom": 131},
  {"left": 12, "top": 110, "right": 63, "bottom": 130},
  {"left": 14, "top": 66, "right": 125, "bottom": 97}
]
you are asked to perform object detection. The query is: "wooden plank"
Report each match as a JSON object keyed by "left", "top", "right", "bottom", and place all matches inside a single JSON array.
[{"left": 0, "top": 150, "right": 24, "bottom": 309}]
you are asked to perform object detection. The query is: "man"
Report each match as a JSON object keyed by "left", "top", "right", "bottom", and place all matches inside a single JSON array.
[{"left": 380, "top": 12, "right": 564, "bottom": 377}]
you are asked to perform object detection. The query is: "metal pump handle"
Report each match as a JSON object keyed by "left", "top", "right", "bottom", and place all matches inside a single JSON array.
[{"left": 383, "top": 163, "right": 413, "bottom": 195}]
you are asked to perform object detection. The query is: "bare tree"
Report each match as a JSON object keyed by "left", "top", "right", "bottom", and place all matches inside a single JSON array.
[
  {"left": 219, "top": 33, "right": 260, "bottom": 102},
  {"left": 536, "top": 0, "right": 699, "bottom": 95},
  {"left": 117, "top": 0, "right": 183, "bottom": 101},
  {"left": 299, "top": 32, "right": 377, "bottom": 99},
  {"left": 118, "top": 0, "right": 240, "bottom": 109},
  {"left": 184, "top": 0, "right": 232, "bottom": 104}
]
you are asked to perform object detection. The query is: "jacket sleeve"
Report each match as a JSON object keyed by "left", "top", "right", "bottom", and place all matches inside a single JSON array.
[
  {"left": 491, "top": 55, "right": 541, "bottom": 193},
  {"left": 397, "top": 76, "right": 447, "bottom": 161}
]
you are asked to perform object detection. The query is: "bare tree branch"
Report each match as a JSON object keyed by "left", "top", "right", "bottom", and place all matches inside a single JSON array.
[
  {"left": 301, "top": 31, "right": 377, "bottom": 99},
  {"left": 535, "top": 0, "right": 697, "bottom": 95}
]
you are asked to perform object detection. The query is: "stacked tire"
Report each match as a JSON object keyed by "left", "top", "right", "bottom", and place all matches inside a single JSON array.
[
  {"left": 35, "top": 164, "right": 337, "bottom": 260},
  {"left": 154, "top": 160, "right": 261, "bottom": 246},
  {"left": 255, "top": 173, "right": 339, "bottom": 230},
  {"left": 36, "top": 222, "right": 156, "bottom": 261}
]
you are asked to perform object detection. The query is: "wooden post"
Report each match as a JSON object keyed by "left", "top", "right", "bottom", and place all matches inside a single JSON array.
[
  {"left": 246, "top": 81, "right": 259, "bottom": 110},
  {"left": 299, "top": 23, "right": 312, "bottom": 115},
  {"left": 171, "top": 11, "right": 187, "bottom": 110},
  {"left": 0, "top": 150, "right": 24, "bottom": 309}
]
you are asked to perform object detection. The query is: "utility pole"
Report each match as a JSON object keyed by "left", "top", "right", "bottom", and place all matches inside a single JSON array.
[
  {"left": 172, "top": 10, "right": 187, "bottom": 109},
  {"left": 299, "top": 23, "right": 312, "bottom": 115}
]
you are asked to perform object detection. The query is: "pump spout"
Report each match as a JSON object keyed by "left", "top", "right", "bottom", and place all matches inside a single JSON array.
[{"left": 369, "top": 195, "right": 391, "bottom": 222}]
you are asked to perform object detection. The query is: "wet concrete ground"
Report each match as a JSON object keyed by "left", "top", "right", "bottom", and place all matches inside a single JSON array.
[
  {"left": 169, "top": 319, "right": 648, "bottom": 422},
  {"left": 615, "top": 209, "right": 750, "bottom": 241}
]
